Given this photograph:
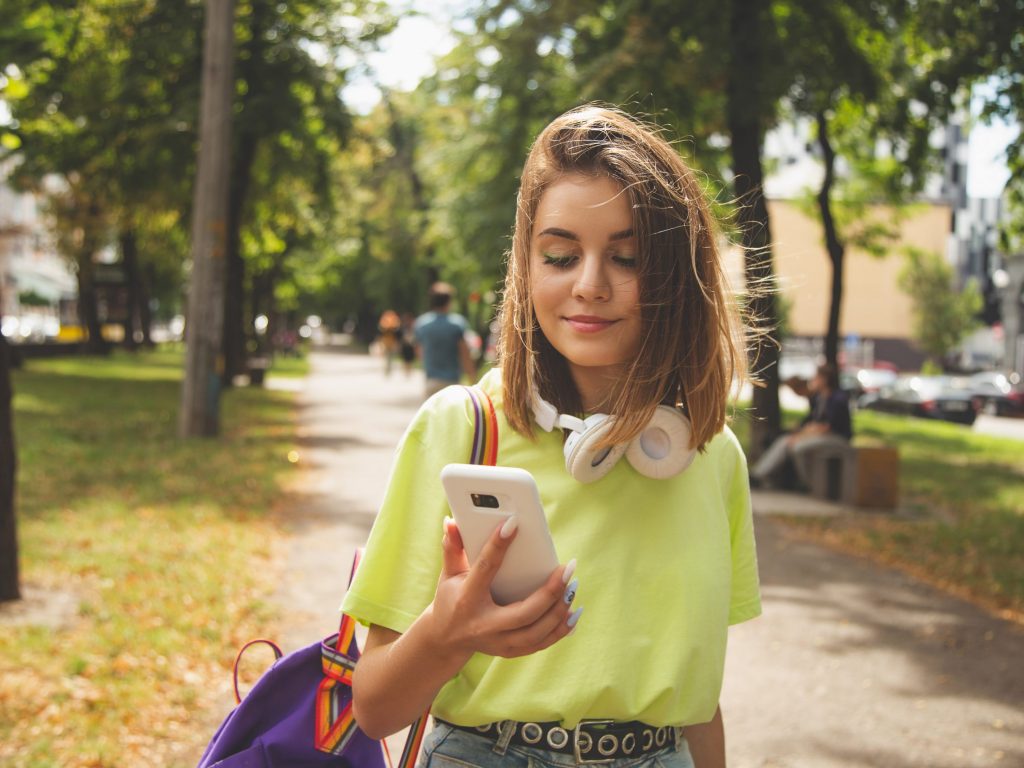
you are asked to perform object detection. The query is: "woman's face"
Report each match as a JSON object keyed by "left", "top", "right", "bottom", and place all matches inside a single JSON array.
[{"left": 529, "top": 173, "right": 642, "bottom": 402}]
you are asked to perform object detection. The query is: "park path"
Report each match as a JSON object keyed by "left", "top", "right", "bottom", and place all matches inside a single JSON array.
[{"left": 269, "top": 344, "right": 1024, "bottom": 768}]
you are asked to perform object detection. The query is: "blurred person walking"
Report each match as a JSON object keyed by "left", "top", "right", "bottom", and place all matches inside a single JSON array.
[
  {"left": 413, "top": 282, "right": 475, "bottom": 398},
  {"left": 377, "top": 309, "right": 401, "bottom": 376}
]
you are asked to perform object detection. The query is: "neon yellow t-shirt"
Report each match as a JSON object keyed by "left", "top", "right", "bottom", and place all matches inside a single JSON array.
[{"left": 341, "top": 369, "right": 761, "bottom": 728}]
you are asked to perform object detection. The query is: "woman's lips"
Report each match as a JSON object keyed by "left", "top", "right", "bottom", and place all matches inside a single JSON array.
[{"left": 564, "top": 315, "right": 618, "bottom": 333}]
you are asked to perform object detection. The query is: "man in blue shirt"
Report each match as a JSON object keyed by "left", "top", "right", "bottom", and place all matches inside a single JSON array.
[{"left": 413, "top": 282, "right": 476, "bottom": 399}]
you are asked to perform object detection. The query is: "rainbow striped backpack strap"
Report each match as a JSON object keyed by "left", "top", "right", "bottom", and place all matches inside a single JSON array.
[
  {"left": 316, "top": 550, "right": 430, "bottom": 767},
  {"left": 314, "top": 385, "right": 498, "bottom": 764},
  {"left": 463, "top": 384, "right": 499, "bottom": 466}
]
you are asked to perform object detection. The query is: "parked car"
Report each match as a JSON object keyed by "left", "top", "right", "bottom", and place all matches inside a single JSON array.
[
  {"left": 842, "top": 366, "right": 899, "bottom": 400},
  {"left": 960, "top": 371, "right": 1024, "bottom": 418},
  {"left": 859, "top": 375, "right": 978, "bottom": 425}
]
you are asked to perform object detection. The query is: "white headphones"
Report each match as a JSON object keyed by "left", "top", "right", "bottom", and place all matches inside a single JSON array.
[{"left": 532, "top": 392, "right": 697, "bottom": 483}]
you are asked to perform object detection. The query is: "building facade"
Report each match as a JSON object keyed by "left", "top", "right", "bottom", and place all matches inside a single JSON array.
[{"left": 0, "top": 160, "right": 76, "bottom": 341}]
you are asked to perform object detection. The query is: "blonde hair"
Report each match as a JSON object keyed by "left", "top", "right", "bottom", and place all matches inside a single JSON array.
[{"left": 498, "top": 104, "right": 748, "bottom": 451}]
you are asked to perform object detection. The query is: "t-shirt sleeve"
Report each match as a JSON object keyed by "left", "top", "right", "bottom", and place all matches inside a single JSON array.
[
  {"left": 340, "top": 387, "right": 477, "bottom": 632},
  {"left": 722, "top": 431, "right": 762, "bottom": 625}
]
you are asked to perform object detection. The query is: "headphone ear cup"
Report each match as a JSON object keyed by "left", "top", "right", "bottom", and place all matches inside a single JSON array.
[
  {"left": 625, "top": 406, "right": 697, "bottom": 480},
  {"left": 563, "top": 414, "right": 627, "bottom": 484}
]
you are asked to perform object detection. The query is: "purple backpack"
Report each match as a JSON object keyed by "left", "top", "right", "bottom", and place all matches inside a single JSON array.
[
  {"left": 196, "top": 554, "right": 427, "bottom": 768},
  {"left": 198, "top": 385, "right": 497, "bottom": 768}
]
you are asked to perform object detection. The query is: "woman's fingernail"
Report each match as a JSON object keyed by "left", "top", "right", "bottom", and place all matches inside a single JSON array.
[
  {"left": 561, "top": 558, "right": 577, "bottom": 585},
  {"left": 567, "top": 606, "right": 584, "bottom": 629},
  {"left": 499, "top": 516, "right": 518, "bottom": 539},
  {"left": 444, "top": 516, "right": 454, "bottom": 531},
  {"left": 563, "top": 578, "right": 578, "bottom": 605}
]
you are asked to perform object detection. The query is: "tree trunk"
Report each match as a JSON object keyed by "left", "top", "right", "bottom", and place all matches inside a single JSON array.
[
  {"left": 385, "top": 97, "right": 436, "bottom": 290},
  {"left": 251, "top": 266, "right": 279, "bottom": 354},
  {"left": 816, "top": 111, "right": 845, "bottom": 370},
  {"left": 120, "top": 228, "right": 142, "bottom": 350},
  {"left": 76, "top": 248, "right": 108, "bottom": 355},
  {"left": 222, "top": 0, "right": 271, "bottom": 385},
  {"left": 0, "top": 332, "right": 19, "bottom": 602},
  {"left": 222, "top": 131, "right": 258, "bottom": 386},
  {"left": 727, "top": 0, "right": 781, "bottom": 457},
  {"left": 180, "top": 0, "right": 236, "bottom": 438},
  {"left": 138, "top": 263, "right": 154, "bottom": 347}
]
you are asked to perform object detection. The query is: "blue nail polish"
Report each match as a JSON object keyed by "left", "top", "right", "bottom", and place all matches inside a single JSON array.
[
  {"left": 567, "top": 606, "right": 584, "bottom": 629},
  {"left": 563, "top": 578, "right": 578, "bottom": 605}
]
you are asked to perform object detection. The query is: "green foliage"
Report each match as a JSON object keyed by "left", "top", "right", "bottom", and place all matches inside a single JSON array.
[
  {"left": 898, "top": 247, "right": 983, "bottom": 366},
  {"left": 3, "top": 0, "right": 1021, "bottom": 339},
  {"left": 1001, "top": 158, "right": 1024, "bottom": 256}
]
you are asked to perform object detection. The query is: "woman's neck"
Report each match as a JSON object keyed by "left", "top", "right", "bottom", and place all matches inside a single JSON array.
[{"left": 571, "top": 366, "right": 627, "bottom": 414}]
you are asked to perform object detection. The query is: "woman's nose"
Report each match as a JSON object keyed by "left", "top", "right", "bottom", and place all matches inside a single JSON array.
[{"left": 572, "top": 255, "right": 610, "bottom": 302}]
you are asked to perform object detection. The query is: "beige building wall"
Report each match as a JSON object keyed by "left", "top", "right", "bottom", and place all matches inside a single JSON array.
[{"left": 766, "top": 200, "right": 952, "bottom": 340}]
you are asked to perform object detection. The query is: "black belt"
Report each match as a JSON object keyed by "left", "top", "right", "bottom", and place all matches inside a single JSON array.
[{"left": 437, "top": 719, "right": 684, "bottom": 764}]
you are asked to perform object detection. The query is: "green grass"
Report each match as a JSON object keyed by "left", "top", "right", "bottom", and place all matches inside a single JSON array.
[
  {"left": 266, "top": 352, "right": 310, "bottom": 378},
  {"left": 1, "top": 349, "right": 302, "bottom": 766},
  {"left": 735, "top": 403, "right": 1024, "bottom": 620}
]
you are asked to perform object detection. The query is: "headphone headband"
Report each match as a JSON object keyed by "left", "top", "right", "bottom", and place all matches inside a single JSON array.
[{"left": 531, "top": 391, "right": 695, "bottom": 483}]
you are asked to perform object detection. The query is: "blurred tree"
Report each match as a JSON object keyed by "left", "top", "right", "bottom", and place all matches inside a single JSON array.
[
  {"left": 0, "top": 330, "right": 16, "bottom": 602},
  {"left": 900, "top": 1, "right": 1023, "bottom": 177},
  {"left": 1, "top": 1, "right": 204, "bottom": 351},
  {"left": 218, "top": 0, "right": 393, "bottom": 382},
  {"left": 419, "top": 7, "right": 581, "bottom": 290},
  {"left": 899, "top": 247, "right": 983, "bottom": 368},
  {"left": 781, "top": 0, "right": 915, "bottom": 369},
  {"left": 46, "top": 175, "right": 115, "bottom": 351},
  {"left": 894, "top": 2, "right": 1024, "bottom": 264}
]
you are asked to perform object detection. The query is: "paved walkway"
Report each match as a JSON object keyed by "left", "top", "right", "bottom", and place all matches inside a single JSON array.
[{"left": 271, "top": 347, "right": 1024, "bottom": 768}]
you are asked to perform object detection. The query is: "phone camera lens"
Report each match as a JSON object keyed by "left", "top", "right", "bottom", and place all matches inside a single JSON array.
[{"left": 471, "top": 493, "right": 500, "bottom": 509}]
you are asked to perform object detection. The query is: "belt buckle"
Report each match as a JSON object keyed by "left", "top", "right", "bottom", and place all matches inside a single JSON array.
[{"left": 573, "top": 720, "right": 615, "bottom": 764}]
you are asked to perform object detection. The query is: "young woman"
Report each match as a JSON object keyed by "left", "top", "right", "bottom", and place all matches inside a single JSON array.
[{"left": 344, "top": 105, "right": 761, "bottom": 768}]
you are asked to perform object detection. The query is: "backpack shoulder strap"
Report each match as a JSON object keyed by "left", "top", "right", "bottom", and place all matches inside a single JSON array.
[{"left": 462, "top": 384, "right": 498, "bottom": 466}]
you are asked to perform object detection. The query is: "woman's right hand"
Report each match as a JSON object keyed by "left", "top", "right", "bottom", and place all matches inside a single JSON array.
[
  {"left": 425, "top": 518, "right": 579, "bottom": 664},
  {"left": 353, "top": 519, "right": 579, "bottom": 739}
]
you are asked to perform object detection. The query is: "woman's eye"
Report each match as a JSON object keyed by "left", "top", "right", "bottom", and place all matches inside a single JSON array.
[
  {"left": 542, "top": 253, "right": 577, "bottom": 268},
  {"left": 611, "top": 254, "right": 637, "bottom": 268}
]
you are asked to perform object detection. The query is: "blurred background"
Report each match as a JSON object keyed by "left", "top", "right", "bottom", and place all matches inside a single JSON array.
[
  {"left": 2, "top": 0, "right": 1022, "bottom": 385},
  {"left": 2, "top": 2, "right": 1023, "bottom": 765}
]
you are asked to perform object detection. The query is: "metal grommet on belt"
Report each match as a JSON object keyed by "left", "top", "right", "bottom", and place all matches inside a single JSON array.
[
  {"left": 642, "top": 728, "right": 655, "bottom": 750},
  {"left": 597, "top": 734, "right": 619, "bottom": 757},
  {"left": 546, "top": 727, "right": 570, "bottom": 750},
  {"left": 621, "top": 733, "right": 636, "bottom": 755},
  {"left": 521, "top": 722, "right": 544, "bottom": 745},
  {"left": 436, "top": 718, "right": 681, "bottom": 763}
]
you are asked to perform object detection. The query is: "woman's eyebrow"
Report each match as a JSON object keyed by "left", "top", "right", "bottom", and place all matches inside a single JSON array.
[
  {"left": 537, "top": 227, "right": 635, "bottom": 241},
  {"left": 537, "top": 227, "right": 578, "bottom": 241}
]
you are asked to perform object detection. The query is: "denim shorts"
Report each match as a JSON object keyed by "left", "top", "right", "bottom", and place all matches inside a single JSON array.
[{"left": 416, "top": 721, "right": 695, "bottom": 768}]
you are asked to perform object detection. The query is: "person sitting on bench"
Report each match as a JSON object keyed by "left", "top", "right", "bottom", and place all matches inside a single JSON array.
[{"left": 750, "top": 363, "right": 853, "bottom": 490}]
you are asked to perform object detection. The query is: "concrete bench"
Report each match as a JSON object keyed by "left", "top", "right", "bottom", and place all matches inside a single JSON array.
[{"left": 806, "top": 443, "right": 900, "bottom": 509}]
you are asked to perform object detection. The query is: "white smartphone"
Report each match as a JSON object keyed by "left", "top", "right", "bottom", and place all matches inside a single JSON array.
[{"left": 440, "top": 463, "right": 560, "bottom": 605}]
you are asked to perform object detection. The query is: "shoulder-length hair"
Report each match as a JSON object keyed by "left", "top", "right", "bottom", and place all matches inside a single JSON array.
[{"left": 498, "top": 104, "right": 748, "bottom": 452}]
